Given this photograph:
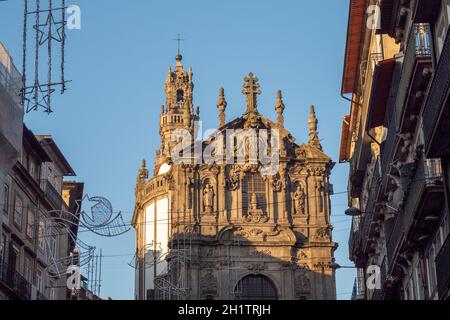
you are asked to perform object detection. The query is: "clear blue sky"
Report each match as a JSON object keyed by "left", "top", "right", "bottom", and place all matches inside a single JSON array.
[{"left": 0, "top": 0, "right": 354, "bottom": 300}]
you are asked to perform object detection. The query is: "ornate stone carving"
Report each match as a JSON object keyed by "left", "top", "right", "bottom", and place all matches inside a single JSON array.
[
  {"left": 271, "top": 173, "right": 283, "bottom": 192},
  {"left": 200, "top": 270, "right": 218, "bottom": 297},
  {"left": 247, "top": 263, "right": 266, "bottom": 273},
  {"left": 295, "top": 272, "right": 311, "bottom": 296},
  {"left": 249, "top": 248, "right": 272, "bottom": 257},
  {"left": 245, "top": 194, "right": 269, "bottom": 223},
  {"left": 316, "top": 226, "right": 332, "bottom": 240},
  {"left": 226, "top": 167, "right": 240, "bottom": 191}
]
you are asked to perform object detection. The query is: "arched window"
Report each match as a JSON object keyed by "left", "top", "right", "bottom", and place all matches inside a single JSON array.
[
  {"left": 176, "top": 89, "right": 184, "bottom": 102},
  {"left": 234, "top": 275, "right": 278, "bottom": 300},
  {"left": 242, "top": 173, "right": 266, "bottom": 214}
]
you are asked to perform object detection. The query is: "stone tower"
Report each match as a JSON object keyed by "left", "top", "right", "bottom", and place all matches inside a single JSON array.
[{"left": 132, "top": 56, "right": 337, "bottom": 300}]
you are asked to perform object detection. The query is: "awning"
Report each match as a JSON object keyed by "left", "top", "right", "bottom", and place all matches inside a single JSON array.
[
  {"left": 339, "top": 115, "right": 351, "bottom": 163},
  {"left": 366, "top": 58, "right": 396, "bottom": 130},
  {"left": 342, "top": 0, "right": 366, "bottom": 94}
]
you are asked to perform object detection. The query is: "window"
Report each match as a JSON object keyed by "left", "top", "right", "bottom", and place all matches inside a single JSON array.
[
  {"left": 2, "top": 184, "right": 9, "bottom": 215},
  {"left": 176, "top": 89, "right": 184, "bottom": 103},
  {"left": 36, "top": 267, "right": 43, "bottom": 292},
  {"left": 242, "top": 173, "right": 267, "bottom": 214},
  {"left": 49, "top": 279, "right": 56, "bottom": 300},
  {"left": 0, "top": 234, "right": 6, "bottom": 268},
  {"left": 26, "top": 209, "right": 36, "bottom": 239},
  {"left": 426, "top": 243, "right": 438, "bottom": 299},
  {"left": 24, "top": 255, "right": 33, "bottom": 283},
  {"left": 14, "top": 196, "right": 23, "bottom": 228},
  {"left": 414, "top": 264, "right": 424, "bottom": 300},
  {"left": 49, "top": 235, "right": 57, "bottom": 259},
  {"left": 234, "top": 275, "right": 278, "bottom": 300},
  {"left": 434, "top": 2, "right": 449, "bottom": 59},
  {"left": 38, "top": 216, "right": 46, "bottom": 251},
  {"left": 29, "top": 159, "right": 36, "bottom": 180}
]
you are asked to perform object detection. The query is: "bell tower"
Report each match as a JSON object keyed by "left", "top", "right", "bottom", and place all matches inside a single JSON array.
[{"left": 158, "top": 54, "right": 198, "bottom": 163}]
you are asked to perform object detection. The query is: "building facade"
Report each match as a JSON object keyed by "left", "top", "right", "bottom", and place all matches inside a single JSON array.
[
  {"left": 132, "top": 54, "right": 337, "bottom": 300},
  {"left": 0, "top": 125, "right": 82, "bottom": 300},
  {"left": 340, "top": 0, "right": 450, "bottom": 300}
]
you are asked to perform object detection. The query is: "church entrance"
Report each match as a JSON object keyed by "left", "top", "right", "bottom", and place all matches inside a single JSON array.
[{"left": 234, "top": 275, "right": 278, "bottom": 300}]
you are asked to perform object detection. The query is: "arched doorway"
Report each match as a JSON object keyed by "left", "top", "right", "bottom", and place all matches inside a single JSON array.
[{"left": 234, "top": 274, "right": 278, "bottom": 300}]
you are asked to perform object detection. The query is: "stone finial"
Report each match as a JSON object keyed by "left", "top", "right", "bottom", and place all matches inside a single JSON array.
[
  {"left": 217, "top": 87, "right": 227, "bottom": 127},
  {"left": 308, "top": 105, "right": 322, "bottom": 150},
  {"left": 137, "top": 159, "right": 149, "bottom": 183},
  {"left": 242, "top": 72, "right": 261, "bottom": 115},
  {"left": 274, "top": 90, "right": 285, "bottom": 128}
]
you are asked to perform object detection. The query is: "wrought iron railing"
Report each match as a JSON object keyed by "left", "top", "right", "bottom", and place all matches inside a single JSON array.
[
  {"left": 41, "top": 179, "right": 63, "bottom": 209},
  {"left": 394, "top": 23, "right": 432, "bottom": 126},
  {"left": 0, "top": 258, "right": 32, "bottom": 300}
]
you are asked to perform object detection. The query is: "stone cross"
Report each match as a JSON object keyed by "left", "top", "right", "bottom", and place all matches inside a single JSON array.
[{"left": 242, "top": 72, "right": 261, "bottom": 114}]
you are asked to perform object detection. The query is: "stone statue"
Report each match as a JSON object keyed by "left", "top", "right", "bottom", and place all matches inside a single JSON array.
[
  {"left": 203, "top": 183, "right": 215, "bottom": 213},
  {"left": 293, "top": 184, "right": 306, "bottom": 215}
]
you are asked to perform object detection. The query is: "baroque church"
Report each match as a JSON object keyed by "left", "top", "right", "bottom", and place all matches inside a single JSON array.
[{"left": 132, "top": 54, "right": 337, "bottom": 300}]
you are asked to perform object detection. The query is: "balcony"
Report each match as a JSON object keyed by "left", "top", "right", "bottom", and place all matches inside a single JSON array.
[
  {"left": 386, "top": 154, "right": 444, "bottom": 271},
  {"left": 0, "top": 258, "right": 32, "bottom": 300},
  {"left": 396, "top": 23, "right": 433, "bottom": 134},
  {"left": 423, "top": 26, "right": 450, "bottom": 158},
  {"left": 436, "top": 233, "right": 450, "bottom": 298},
  {"left": 41, "top": 179, "right": 63, "bottom": 209}
]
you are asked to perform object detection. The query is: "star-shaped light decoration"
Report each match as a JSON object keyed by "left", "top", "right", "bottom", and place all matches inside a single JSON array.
[{"left": 33, "top": 11, "right": 66, "bottom": 46}]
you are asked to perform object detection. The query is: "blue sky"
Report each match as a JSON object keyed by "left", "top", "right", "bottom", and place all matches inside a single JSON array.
[{"left": 0, "top": 0, "right": 354, "bottom": 300}]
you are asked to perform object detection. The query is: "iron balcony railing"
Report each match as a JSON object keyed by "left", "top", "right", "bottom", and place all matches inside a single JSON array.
[
  {"left": 386, "top": 155, "right": 443, "bottom": 269},
  {"left": 0, "top": 257, "right": 32, "bottom": 300},
  {"left": 40, "top": 179, "right": 63, "bottom": 209},
  {"left": 394, "top": 23, "right": 432, "bottom": 128},
  {"left": 403, "top": 155, "right": 443, "bottom": 233},
  {"left": 436, "top": 233, "right": 450, "bottom": 298},
  {"left": 422, "top": 26, "right": 450, "bottom": 156}
]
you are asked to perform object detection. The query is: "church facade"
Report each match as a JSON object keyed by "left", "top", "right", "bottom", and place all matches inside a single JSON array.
[{"left": 132, "top": 54, "right": 337, "bottom": 300}]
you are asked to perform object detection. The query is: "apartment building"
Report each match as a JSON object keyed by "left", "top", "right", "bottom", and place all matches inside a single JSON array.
[
  {"left": 0, "top": 125, "right": 82, "bottom": 300},
  {"left": 340, "top": 0, "right": 450, "bottom": 300}
]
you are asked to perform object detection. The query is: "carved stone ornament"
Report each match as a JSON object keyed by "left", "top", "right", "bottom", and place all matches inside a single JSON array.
[
  {"left": 271, "top": 173, "right": 283, "bottom": 192},
  {"left": 247, "top": 263, "right": 266, "bottom": 273},
  {"left": 245, "top": 196, "right": 269, "bottom": 224},
  {"left": 295, "top": 272, "right": 311, "bottom": 296},
  {"left": 226, "top": 167, "right": 240, "bottom": 191},
  {"left": 316, "top": 226, "right": 332, "bottom": 240},
  {"left": 200, "top": 270, "right": 218, "bottom": 297}
]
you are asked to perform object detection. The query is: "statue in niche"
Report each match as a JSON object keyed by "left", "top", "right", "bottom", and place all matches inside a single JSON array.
[
  {"left": 293, "top": 184, "right": 306, "bottom": 215},
  {"left": 203, "top": 183, "right": 215, "bottom": 213}
]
